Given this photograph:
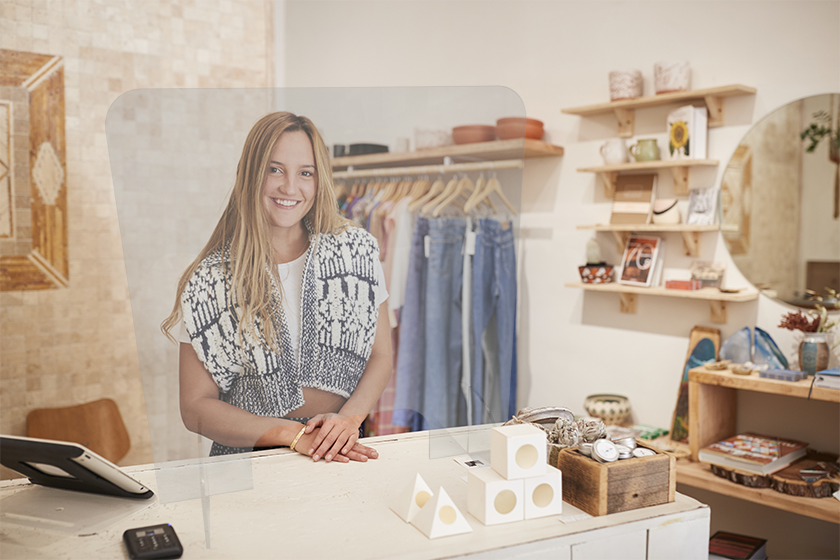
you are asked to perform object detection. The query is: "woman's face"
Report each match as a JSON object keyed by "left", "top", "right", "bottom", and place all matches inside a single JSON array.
[{"left": 262, "top": 130, "right": 317, "bottom": 236}]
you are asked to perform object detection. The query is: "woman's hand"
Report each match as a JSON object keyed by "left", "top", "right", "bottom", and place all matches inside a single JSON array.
[
  {"left": 305, "top": 413, "right": 377, "bottom": 463},
  {"left": 295, "top": 425, "right": 377, "bottom": 463}
]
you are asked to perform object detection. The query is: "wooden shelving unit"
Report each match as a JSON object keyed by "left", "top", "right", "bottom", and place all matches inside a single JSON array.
[
  {"left": 683, "top": 366, "right": 840, "bottom": 524},
  {"left": 577, "top": 159, "right": 719, "bottom": 196},
  {"left": 675, "top": 460, "right": 839, "bottom": 524},
  {"left": 562, "top": 84, "right": 756, "bottom": 137},
  {"left": 331, "top": 138, "right": 564, "bottom": 170},
  {"left": 577, "top": 224, "right": 738, "bottom": 257},
  {"left": 564, "top": 282, "right": 757, "bottom": 323}
]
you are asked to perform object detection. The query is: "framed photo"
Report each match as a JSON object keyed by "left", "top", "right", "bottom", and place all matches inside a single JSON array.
[
  {"left": 619, "top": 235, "right": 662, "bottom": 287},
  {"left": 687, "top": 187, "right": 718, "bottom": 225}
]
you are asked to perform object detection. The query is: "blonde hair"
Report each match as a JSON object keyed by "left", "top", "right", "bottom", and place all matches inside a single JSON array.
[{"left": 161, "top": 112, "right": 350, "bottom": 349}]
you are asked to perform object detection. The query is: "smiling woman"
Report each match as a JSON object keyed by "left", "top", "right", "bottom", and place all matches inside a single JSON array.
[{"left": 160, "top": 112, "right": 393, "bottom": 462}]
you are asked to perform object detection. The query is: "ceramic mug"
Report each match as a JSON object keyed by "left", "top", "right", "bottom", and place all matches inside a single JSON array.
[
  {"left": 629, "top": 139, "right": 660, "bottom": 162},
  {"left": 600, "top": 139, "right": 629, "bottom": 165}
]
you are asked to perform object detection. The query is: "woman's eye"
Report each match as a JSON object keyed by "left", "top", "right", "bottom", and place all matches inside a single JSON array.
[
  {"left": 270, "top": 166, "right": 282, "bottom": 174},
  {"left": 301, "top": 170, "right": 313, "bottom": 177}
]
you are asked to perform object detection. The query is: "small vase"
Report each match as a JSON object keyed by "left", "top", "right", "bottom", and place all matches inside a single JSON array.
[{"left": 799, "top": 332, "right": 831, "bottom": 375}]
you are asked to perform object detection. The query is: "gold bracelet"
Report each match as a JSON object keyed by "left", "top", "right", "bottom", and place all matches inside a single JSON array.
[{"left": 290, "top": 426, "right": 306, "bottom": 452}]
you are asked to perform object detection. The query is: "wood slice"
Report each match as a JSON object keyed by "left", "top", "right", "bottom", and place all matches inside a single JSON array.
[{"left": 708, "top": 450, "right": 840, "bottom": 498}]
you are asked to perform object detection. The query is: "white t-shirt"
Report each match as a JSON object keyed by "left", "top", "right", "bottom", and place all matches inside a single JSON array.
[{"left": 180, "top": 254, "right": 389, "bottom": 355}]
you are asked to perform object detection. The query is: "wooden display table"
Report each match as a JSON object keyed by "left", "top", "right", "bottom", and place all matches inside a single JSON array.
[{"left": 0, "top": 428, "right": 710, "bottom": 559}]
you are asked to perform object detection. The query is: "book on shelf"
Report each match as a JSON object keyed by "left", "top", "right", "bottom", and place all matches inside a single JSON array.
[
  {"left": 609, "top": 174, "right": 656, "bottom": 225},
  {"left": 667, "top": 104, "right": 708, "bottom": 160},
  {"left": 698, "top": 432, "right": 808, "bottom": 476},
  {"left": 814, "top": 367, "right": 840, "bottom": 390},
  {"left": 618, "top": 235, "right": 663, "bottom": 287},
  {"left": 709, "top": 531, "right": 768, "bottom": 560}
]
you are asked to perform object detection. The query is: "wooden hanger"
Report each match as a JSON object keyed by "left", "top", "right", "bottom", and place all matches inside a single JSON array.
[
  {"left": 432, "top": 176, "right": 474, "bottom": 217},
  {"left": 408, "top": 179, "right": 432, "bottom": 201},
  {"left": 421, "top": 177, "right": 460, "bottom": 215},
  {"left": 409, "top": 178, "right": 446, "bottom": 212},
  {"left": 463, "top": 176, "right": 517, "bottom": 215},
  {"left": 463, "top": 175, "right": 497, "bottom": 213}
]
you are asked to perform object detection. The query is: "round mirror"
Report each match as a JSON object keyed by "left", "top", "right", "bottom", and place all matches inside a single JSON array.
[{"left": 721, "top": 93, "right": 840, "bottom": 309}]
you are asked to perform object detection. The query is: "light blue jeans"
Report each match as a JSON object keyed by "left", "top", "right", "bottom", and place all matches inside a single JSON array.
[
  {"left": 393, "top": 217, "right": 429, "bottom": 431},
  {"left": 421, "top": 217, "right": 466, "bottom": 430},
  {"left": 471, "top": 219, "right": 517, "bottom": 425}
]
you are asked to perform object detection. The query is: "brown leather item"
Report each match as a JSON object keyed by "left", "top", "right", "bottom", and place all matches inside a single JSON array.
[{"left": 26, "top": 398, "right": 130, "bottom": 464}]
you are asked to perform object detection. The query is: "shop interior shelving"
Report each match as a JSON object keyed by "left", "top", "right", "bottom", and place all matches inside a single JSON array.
[
  {"left": 576, "top": 224, "right": 738, "bottom": 257},
  {"left": 330, "top": 138, "right": 564, "bottom": 170},
  {"left": 561, "top": 84, "right": 757, "bottom": 137},
  {"left": 680, "top": 365, "right": 840, "bottom": 524},
  {"left": 577, "top": 159, "right": 720, "bottom": 196},
  {"left": 562, "top": 282, "right": 758, "bottom": 323}
]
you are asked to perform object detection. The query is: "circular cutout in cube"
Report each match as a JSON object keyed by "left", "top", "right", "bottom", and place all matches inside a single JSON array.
[{"left": 491, "top": 424, "right": 547, "bottom": 479}]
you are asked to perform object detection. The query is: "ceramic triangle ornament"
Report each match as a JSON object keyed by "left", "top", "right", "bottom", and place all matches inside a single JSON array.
[
  {"left": 390, "top": 473, "right": 434, "bottom": 523},
  {"left": 410, "top": 486, "right": 472, "bottom": 539}
]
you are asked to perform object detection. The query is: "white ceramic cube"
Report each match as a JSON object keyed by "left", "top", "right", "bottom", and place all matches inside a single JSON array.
[
  {"left": 524, "top": 464, "right": 563, "bottom": 519},
  {"left": 490, "top": 424, "right": 546, "bottom": 479},
  {"left": 467, "top": 467, "right": 524, "bottom": 525},
  {"left": 410, "top": 486, "right": 472, "bottom": 539},
  {"left": 390, "top": 473, "right": 434, "bottom": 523}
]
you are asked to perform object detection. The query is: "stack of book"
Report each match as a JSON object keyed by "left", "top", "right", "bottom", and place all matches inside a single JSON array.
[
  {"left": 814, "top": 367, "right": 840, "bottom": 390},
  {"left": 698, "top": 433, "right": 808, "bottom": 476},
  {"left": 709, "top": 531, "right": 768, "bottom": 560}
]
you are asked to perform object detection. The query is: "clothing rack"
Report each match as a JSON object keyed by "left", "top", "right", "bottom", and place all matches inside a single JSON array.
[{"left": 332, "top": 158, "right": 524, "bottom": 179}]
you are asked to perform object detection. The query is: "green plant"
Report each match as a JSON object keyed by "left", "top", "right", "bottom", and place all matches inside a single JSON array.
[{"left": 800, "top": 109, "right": 840, "bottom": 153}]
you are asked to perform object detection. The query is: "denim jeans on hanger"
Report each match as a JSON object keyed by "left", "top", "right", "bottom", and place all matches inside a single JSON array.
[
  {"left": 392, "top": 217, "right": 429, "bottom": 431},
  {"left": 471, "top": 218, "right": 517, "bottom": 425},
  {"left": 421, "top": 217, "right": 466, "bottom": 431}
]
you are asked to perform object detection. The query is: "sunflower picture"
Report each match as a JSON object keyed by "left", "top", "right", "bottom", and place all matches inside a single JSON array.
[{"left": 670, "top": 120, "right": 690, "bottom": 157}]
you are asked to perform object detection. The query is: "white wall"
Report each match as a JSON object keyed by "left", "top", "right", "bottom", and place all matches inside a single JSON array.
[{"left": 281, "top": 2, "right": 839, "bottom": 558}]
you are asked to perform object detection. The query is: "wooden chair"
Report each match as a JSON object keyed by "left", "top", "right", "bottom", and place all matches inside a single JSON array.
[{"left": 26, "top": 398, "right": 131, "bottom": 464}]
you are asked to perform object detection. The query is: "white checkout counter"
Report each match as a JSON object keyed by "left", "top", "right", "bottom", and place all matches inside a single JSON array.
[{"left": 0, "top": 429, "right": 710, "bottom": 559}]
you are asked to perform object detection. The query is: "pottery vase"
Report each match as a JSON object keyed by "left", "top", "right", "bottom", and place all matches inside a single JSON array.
[
  {"left": 609, "top": 70, "right": 643, "bottom": 101},
  {"left": 654, "top": 61, "right": 691, "bottom": 94},
  {"left": 799, "top": 332, "right": 831, "bottom": 375}
]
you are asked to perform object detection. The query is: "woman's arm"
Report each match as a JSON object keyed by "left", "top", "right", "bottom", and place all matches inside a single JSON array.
[
  {"left": 179, "top": 343, "right": 376, "bottom": 462},
  {"left": 306, "top": 301, "right": 393, "bottom": 461}
]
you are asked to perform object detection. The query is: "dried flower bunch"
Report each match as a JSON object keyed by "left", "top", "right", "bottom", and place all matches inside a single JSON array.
[{"left": 778, "top": 304, "right": 838, "bottom": 334}]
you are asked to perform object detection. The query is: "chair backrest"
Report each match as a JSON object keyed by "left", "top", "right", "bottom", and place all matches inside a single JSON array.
[{"left": 26, "top": 398, "right": 131, "bottom": 464}]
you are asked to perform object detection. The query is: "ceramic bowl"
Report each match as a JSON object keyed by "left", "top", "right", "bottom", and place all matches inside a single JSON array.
[
  {"left": 583, "top": 394, "right": 631, "bottom": 426},
  {"left": 578, "top": 265, "right": 613, "bottom": 284},
  {"left": 452, "top": 125, "right": 496, "bottom": 145},
  {"left": 652, "top": 199, "right": 681, "bottom": 224},
  {"left": 495, "top": 117, "right": 544, "bottom": 140}
]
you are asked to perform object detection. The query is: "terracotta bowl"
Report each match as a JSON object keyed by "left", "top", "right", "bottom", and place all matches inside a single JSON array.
[
  {"left": 452, "top": 125, "right": 496, "bottom": 145},
  {"left": 496, "top": 117, "right": 544, "bottom": 140}
]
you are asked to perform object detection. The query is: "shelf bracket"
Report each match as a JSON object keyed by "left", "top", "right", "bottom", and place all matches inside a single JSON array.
[
  {"left": 670, "top": 166, "right": 690, "bottom": 195},
  {"left": 680, "top": 231, "right": 701, "bottom": 257},
  {"left": 704, "top": 95, "right": 725, "bottom": 128},
  {"left": 597, "top": 171, "right": 618, "bottom": 197},
  {"left": 619, "top": 292, "right": 638, "bottom": 314},
  {"left": 613, "top": 108, "right": 635, "bottom": 138},
  {"left": 709, "top": 300, "right": 727, "bottom": 323},
  {"left": 611, "top": 230, "right": 630, "bottom": 253}
]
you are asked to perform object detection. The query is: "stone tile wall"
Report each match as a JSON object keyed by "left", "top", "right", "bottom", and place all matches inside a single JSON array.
[{"left": 0, "top": 0, "right": 273, "bottom": 474}]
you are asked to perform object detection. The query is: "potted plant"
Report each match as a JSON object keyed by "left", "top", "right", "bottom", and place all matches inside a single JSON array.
[{"left": 778, "top": 303, "right": 839, "bottom": 375}]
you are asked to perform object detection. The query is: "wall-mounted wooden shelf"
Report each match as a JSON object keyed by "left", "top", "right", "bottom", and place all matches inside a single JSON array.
[
  {"left": 565, "top": 282, "right": 758, "bottom": 323},
  {"left": 577, "top": 224, "right": 738, "bottom": 257},
  {"left": 331, "top": 139, "right": 564, "bottom": 170},
  {"left": 683, "top": 366, "right": 840, "bottom": 524},
  {"left": 562, "top": 84, "right": 756, "bottom": 138},
  {"left": 578, "top": 159, "right": 719, "bottom": 196},
  {"left": 675, "top": 460, "right": 839, "bottom": 524}
]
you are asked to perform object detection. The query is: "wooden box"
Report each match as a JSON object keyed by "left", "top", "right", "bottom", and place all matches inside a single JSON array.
[{"left": 549, "top": 440, "right": 675, "bottom": 516}]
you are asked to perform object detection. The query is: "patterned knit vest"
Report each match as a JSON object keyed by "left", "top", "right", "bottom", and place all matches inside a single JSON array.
[{"left": 181, "top": 225, "right": 381, "bottom": 422}]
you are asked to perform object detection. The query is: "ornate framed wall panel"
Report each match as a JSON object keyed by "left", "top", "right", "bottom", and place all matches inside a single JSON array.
[{"left": 0, "top": 49, "right": 68, "bottom": 291}]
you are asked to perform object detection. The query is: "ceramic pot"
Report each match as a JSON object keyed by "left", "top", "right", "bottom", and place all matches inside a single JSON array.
[
  {"left": 583, "top": 394, "right": 631, "bottom": 426},
  {"left": 629, "top": 138, "right": 661, "bottom": 162},
  {"left": 600, "top": 139, "right": 629, "bottom": 165},
  {"left": 609, "top": 70, "right": 643, "bottom": 101},
  {"left": 654, "top": 61, "right": 691, "bottom": 94},
  {"left": 496, "top": 117, "right": 544, "bottom": 140},
  {"left": 652, "top": 199, "right": 681, "bottom": 224},
  {"left": 452, "top": 125, "right": 496, "bottom": 145},
  {"left": 799, "top": 332, "right": 831, "bottom": 375}
]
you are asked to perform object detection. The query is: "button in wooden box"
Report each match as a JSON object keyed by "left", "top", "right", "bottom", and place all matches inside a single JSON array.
[{"left": 549, "top": 440, "right": 675, "bottom": 516}]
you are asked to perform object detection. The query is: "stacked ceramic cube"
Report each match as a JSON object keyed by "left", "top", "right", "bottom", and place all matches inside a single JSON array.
[{"left": 467, "top": 424, "right": 563, "bottom": 525}]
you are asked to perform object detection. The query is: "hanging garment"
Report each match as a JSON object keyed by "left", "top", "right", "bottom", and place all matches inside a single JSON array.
[
  {"left": 461, "top": 217, "right": 474, "bottom": 425},
  {"left": 471, "top": 218, "right": 518, "bottom": 425}
]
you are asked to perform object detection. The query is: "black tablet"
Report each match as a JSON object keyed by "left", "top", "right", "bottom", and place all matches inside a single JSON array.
[{"left": 0, "top": 435, "right": 154, "bottom": 500}]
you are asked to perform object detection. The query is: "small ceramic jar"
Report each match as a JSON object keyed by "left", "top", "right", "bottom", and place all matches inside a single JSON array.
[
  {"left": 609, "top": 70, "right": 643, "bottom": 101},
  {"left": 654, "top": 61, "right": 691, "bottom": 94},
  {"left": 652, "top": 199, "right": 681, "bottom": 224}
]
